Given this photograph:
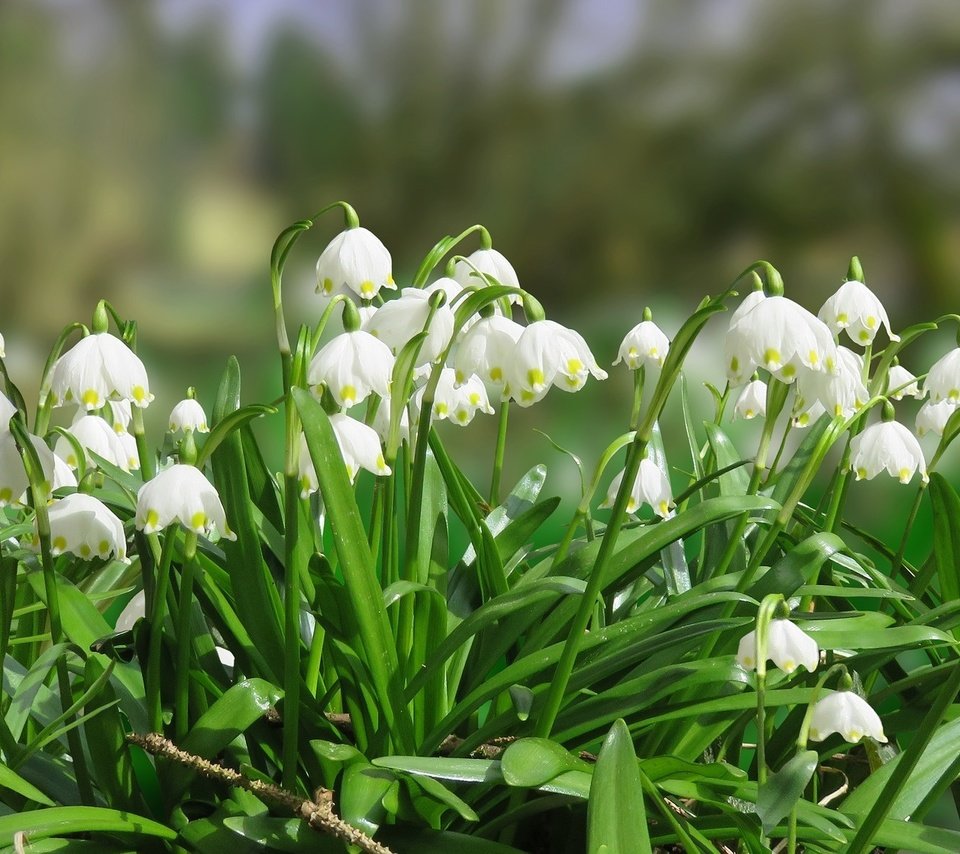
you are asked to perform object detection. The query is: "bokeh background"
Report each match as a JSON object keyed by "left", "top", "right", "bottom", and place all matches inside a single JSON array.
[{"left": 2, "top": 0, "right": 959, "bottom": 552}]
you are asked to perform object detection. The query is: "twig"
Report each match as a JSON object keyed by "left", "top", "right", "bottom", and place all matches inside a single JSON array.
[{"left": 126, "top": 732, "right": 395, "bottom": 854}]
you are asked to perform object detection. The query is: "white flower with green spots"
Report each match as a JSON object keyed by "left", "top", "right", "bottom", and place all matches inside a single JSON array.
[
  {"left": 507, "top": 320, "right": 607, "bottom": 406},
  {"left": 168, "top": 399, "right": 209, "bottom": 434},
  {"left": 600, "top": 458, "right": 674, "bottom": 519},
  {"left": 0, "top": 430, "right": 75, "bottom": 507},
  {"left": 809, "top": 691, "right": 886, "bottom": 743},
  {"left": 307, "top": 330, "right": 394, "bottom": 409},
  {"left": 819, "top": 280, "right": 898, "bottom": 346},
  {"left": 886, "top": 363, "right": 922, "bottom": 400},
  {"left": 613, "top": 320, "right": 670, "bottom": 370},
  {"left": 453, "top": 315, "right": 523, "bottom": 398},
  {"left": 733, "top": 379, "right": 767, "bottom": 420},
  {"left": 849, "top": 419, "right": 927, "bottom": 484},
  {"left": 297, "top": 414, "right": 391, "bottom": 496},
  {"left": 315, "top": 226, "right": 395, "bottom": 300},
  {"left": 55, "top": 414, "right": 133, "bottom": 472},
  {"left": 41, "top": 493, "right": 128, "bottom": 563},
  {"left": 50, "top": 333, "right": 153, "bottom": 411},
  {"left": 413, "top": 368, "right": 494, "bottom": 426},
  {"left": 452, "top": 248, "right": 520, "bottom": 302},
  {"left": 135, "top": 464, "right": 234, "bottom": 540},
  {"left": 923, "top": 348, "right": 960, "bottom": 404},
  {"left": 737, "top": 619, "right": 819, "bottom": 673},
  {"left": 725, "top": 295, "right": 838, "bottom": 386}
]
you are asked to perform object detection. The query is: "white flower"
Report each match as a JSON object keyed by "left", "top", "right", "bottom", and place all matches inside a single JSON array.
[
  {"left": 371, "top": 397, "right": 409, "bottom": 444},
  {"left": 613, "top": 320, "right": 670, "bottom": 370},
  {"left": 452, "top": 315, "right": 523, "bottom": 396},
  {"left": 307, "top": 331, "right": 394, "bottom": 408},
  {"left": 315, "top": 226, "right": 395, "bottom": 300},
  {"left": 819, "top": 280, "right": 898, "bottom": 345},
  {"left": 115, "top": 589, "right": 146, "bottom": 632},
  {"left": 452, "top": 248, "right": 520, "bottom": 302},
  {"left": 0, "top": 391, "right": 15, "bottom": 428},
  {"left": 50, "top": 333, "right": 153, "bottom": 410},
  {"left": 923, "top": 349, "right": 960, "bottom": 404},
  {"left": 168, "top": 398, "right": 209, "bottom": 434},
  {"left": 41, "top": 493, "right": 128, "bottom": 563},
  {"left": 795, "top": 346, "right": 869, "bottom": 419},
  {"left": 733, "top": 379, "right": 767, "bottom": 420},
  {"left": 791, "top": 399, "right": 826, "bottom": 429},
  {"left": 600, "top": 458, "right": 674, "bottom": 518},
  {"left": 414, "top": 368, "right": 494, "bottom": 426},
  {"left": 135, "top": 464, "right": 235, "bottom": 539},
  {"left": 886, "top": 364, "right": 922, "bottom": 400},
  {"left": 55, "top": 415, "right": 132, "bottom": 472},
  {"left": 507, "top": 320, "right": 608, "bottom": 406},
  {"left": 107, "top": 400, "right": 132, "bottom": 433},
  {"left": 736, "top": 619, "right": 819, "bottom": 673},
  {"left": 725, "top": 295, "right": 838, "bottom": 385},
  {"left": 298, "top": 414, "right": 391, "bottom": 494},
  {"left": 0, "top": 431, "right": 70, "bottom": 506},
  {"left": 809, "top": 691, "right": 886, "bottom": 743},
  {"left": 916, "top": 399, "right": 956, "bottom": 438},
  {"left": 363, "top": 287, "right": 455, "bottom": 367},
  {"left": 850, "top": 419, "right": 927, "bottom": 484}
]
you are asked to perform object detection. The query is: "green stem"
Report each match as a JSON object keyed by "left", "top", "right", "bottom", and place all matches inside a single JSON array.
[
  {"left": 147, "top": 531, "right": 179, "bottom": 732},
  {"left": 174, "top": 532, "right": 199, "bottom": 742},
  {"left": 130, "top": 406, "right": 155, "bottom": 482},
  {"left": 890, "top": 483, "right": 926, "bottom": 582},
  {"left": 489, "top": 401, "right": 510, "bottom": 506},
  {"left": 282, "top": 414, "right": 303, "bottom": 790}
]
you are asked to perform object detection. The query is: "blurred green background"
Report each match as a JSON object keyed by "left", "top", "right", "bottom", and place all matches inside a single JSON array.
[{"left": 2, "top": 0, "right": 959, "bottom": 553}]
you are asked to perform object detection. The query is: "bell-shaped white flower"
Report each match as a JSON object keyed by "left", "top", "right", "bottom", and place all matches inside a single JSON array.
[
  {"left": 40, "top": 493, "right": 128, "bottom": 563},
  {"left": 363, "top": 287, "right": 455, "bottom": 367},
  {"left": 916, "top": 399, "right": 956, "bottom": 438},
  {"left": 297, "top": 414, "right": 391, "bottom": 495},
  {"left": 452, "top": 248, "right": 520, "bottom": 303},
  {"left": 886, "top": 364, "right": 922, "bottom": 400},
  {"left": 733, "top": 379, "right": 767, "bottom": 420},
  {"left": 792, "top": 398, "right": 826, "bottom": 429},
  {"left": 168, "top": 399, "right": 209, "bottom": 434},
  {"left": 414, "top": 368, "right": 494, "bottom": 426},
  {"left": 819, "top": 280, "right": 898, "bottom": 345},
  {"left": 850, "top": 419, "right": 928, "bottom": 484},
  {"left": 0, "top": 431, "right": 71, "bottom": 506},
  {"left": 809, "top": 691, "right": 886, "bottom": 743},
  {"left": 795, "top": 346, "right": 869, "bottom": 419},
  {"left": 55, "top": 414, "right": 132, "bottom": 472},
  {"left": 736, "top": 619, "right": 819, "bottom": 673},
  {"left": 507, "top": 320, "right": 608, "bottom": 406},
  {"left": 315, "top": 226, "right": 395, "bottom": 300},
  {"left": 50, "top": 333, "right": 153, "bottom": 411},
  {"left": 307, "top": 330, "right": 394, "bottom": 408},
  {"left": 726, "top": 295, "right": 838, "bottom": 385},
  {"left": 923, "top": 349, "right": 960, "bottom": 404},
  {"left": 453, "top": 315, "right": 523, "bottom": 396},
  {"left": 136, "top": 464, "right": 235, "bottom": 540},
  {"left": 613, "top": 320, "right": 670, "bottom": 370},
  {"left": 600, "top": 458, "right": 674, "bottom": 518}
]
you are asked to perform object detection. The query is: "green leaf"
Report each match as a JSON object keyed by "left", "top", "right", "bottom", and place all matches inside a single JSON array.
[
  {"left": 748, "top": 532, "right": 847, "bottom": 600},
  {"left": 757, "top": 750, "right": 817, "bottom": 836},
  {"left": 929, "top": 473, "right": 960, "bottom": 614},
  {"left": 500, "top": 738, "right": 589, "bottom": 787},
  {"left": 587, "top": 719, "right": 652, "bottom": 854},
  {"left": 0, "top": 761, "right": 55, "bottom": 806},
  {"left": 0, "top": 808, "right": 177, "bottom": 847},
  {"left": 340, "top": 763, "right": 398, "bottom": 837},
  {"left": 195, "top": 403, "right": 276, "bottom": 468}
]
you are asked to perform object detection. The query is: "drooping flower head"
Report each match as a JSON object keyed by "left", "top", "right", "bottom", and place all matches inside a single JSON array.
[
  {"left": 507, "top": 320, "right": 608, "bottom": 406},
  {"left": 733, "top": 379, "right": 767, "bottom": 420},
  {"left": 453, "top": 315, "right": 523, "bottom": 397},
  {"left": 915, "top": 399, "right": 956, "bottom": 438},
  {"left": 169, "top": 398, "right": 210, "bottom": 434},
  {"left": 55, "top": 414, "right": 135, "bottom": 472},
  {"left": 794, "top": 346, "right": 869, "bottom": 420},
  {"left": 849, "top": 418, "right": 928, "bottom": 484},
  {"left": 363, "top": 287, "right": 455, "bottom": 368},
  {"left": 600, "top": 458, "right": 674, "bottom": 519},
  {"left": 413, "top": 368, "right": 494, "bottom": 426},
  {"left": 808, "top": 691, "right": 886, "bottom": 743},
  {"left": 923, "top": 349, "right": 960, "bottom": 404},
  {"left": 32, "top": 493, "right": 128, "bottom": 563},
  {"left": 297, "top": 414, "right": 391, "bottom": 495},
  {"left": 613, "top": 320, "right": 670, "bottom": 370},
  {"left": 136, "top": 464, "right": 235, "bottom": 540},
  {"left": 50, "top": 333, "right": 153, "bottom": 411},
  {"left": 819, "top": 280, "right": 898, "bottom": 346},
  {"left": 886, "top": 363, "right": 923, "bottom": 400},
  {"left": 725, "top": 295, "right": 838, "bottom": 386},
  {"left": 0, "top": 430, "right": 75, "bottom": 507},
  {"left": 452, "top": 248, "right": 520, "bottom": 300},
  {"left": 315, "top": 226, "right": 395, "bottom": 300},
  {"left": 737, "top": 619, "right": 819, "bottom": 674},
  {"left": 307, "top": 330, "right": 394, "bottom": 409}
]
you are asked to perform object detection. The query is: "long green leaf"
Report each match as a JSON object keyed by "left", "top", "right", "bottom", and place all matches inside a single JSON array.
[
  {"left": 587, "top": 719, "right": 652, "bottom": 854},
  {"left": 0, "top": 808, "right": 176, "bottom": 847}
]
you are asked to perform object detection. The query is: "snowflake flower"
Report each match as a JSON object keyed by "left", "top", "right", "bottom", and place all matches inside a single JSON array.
[
  {"left": 819, "top": 280, "right": 898, "bottom": 345},
  {"left": 136, "top": 464, "right": 235, "bottom": 540},
  {"left": 50, "top": 333, "right": 153, "bottom": 410},
  {"left": 850, "top": 419, "right": 927, "bottom": 484},
  {"left": 315, "top": 226, "right": 395, "bottom": 300},
  {"left": 737, "top": 619, "right": 819, "bottom": 674},
  {"left": 809, "top": 691, "right": 886, "bottom": 743},
  {"left": 307, "top": 330, "right": 394, "bottom": 408},
  {"left": 613, "top": 320, "right": 670, "bottom": 370},
  {"left": 600, "top": 458, "right": 674, "bottom": 518}
]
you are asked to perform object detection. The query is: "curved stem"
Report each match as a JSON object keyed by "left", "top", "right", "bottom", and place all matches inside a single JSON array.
[
  {"left": 147, "top": 531, "right": 179, "bottom": 732},
  {"left": 130, "top": 406, "right": 154, "bottom": 482},
  {"left": 489, "top": 401, "right": 510, "bottom": 506}
]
